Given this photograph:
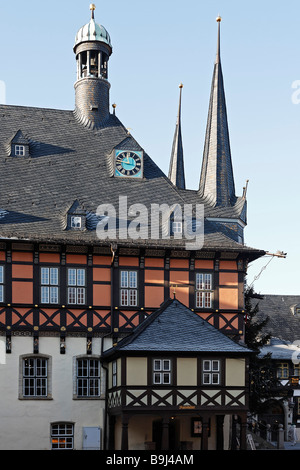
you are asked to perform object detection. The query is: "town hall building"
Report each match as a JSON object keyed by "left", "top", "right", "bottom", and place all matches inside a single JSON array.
[{"left": 0, "top": 6, "right": 265, "bottom": 450}]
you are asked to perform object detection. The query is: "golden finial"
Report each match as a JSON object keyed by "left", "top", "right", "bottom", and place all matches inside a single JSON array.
[
  {"left": 216, "top": 16, "right": 222, "bottom": 22},
  {"left": 90, "top": 4, "right": 96, "bottom": 19}
]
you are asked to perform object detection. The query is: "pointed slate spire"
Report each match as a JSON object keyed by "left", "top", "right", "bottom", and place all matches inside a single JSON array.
[
  {"left": 168, "top": 84, "right": 186, "bottom": 189},
  {"left": 199, "top": 17, "right": 236, "bottom": 206}
]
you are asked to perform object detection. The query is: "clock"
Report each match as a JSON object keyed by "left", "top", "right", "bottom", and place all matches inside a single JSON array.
[{"left": 115, "top": 150, "right": 143, "bottom": 178}]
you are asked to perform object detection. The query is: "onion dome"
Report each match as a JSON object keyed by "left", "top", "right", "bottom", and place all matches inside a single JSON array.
[{"left": 74, "top": 4, "right": 111, "bottom": 50}]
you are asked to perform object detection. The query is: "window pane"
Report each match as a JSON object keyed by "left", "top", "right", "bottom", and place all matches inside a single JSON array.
[
  {"left": 77, "top": 269, "right": 85, "bottom": 286},
  {"left": 41, "top": 286, "right": 49, "bottom": 303},
  {"left": 154, "top": 373, "right": 161, "bottom": 384},
  {"left": 129, "top": 289, "right": 137, "bottom": 306},
  {"left": 163, "top": 373, "right": 170, "bottom": 384},
  {"left": 121, "top": 289, "right": 128, "bottom": 306},
  {"left": 129, "top": 271, "right": 137, "bottom": 288},
  {"left": 50, "top": 287, "right": 58, "bottom": 303},
  {"left": 203, "top": 360, "right": 211, "bottom": 371},
  {"left": 212, "top": 360, "right": 219, "bottom": 371},
  {"left": 203, "top": 373, "right": 210, "bottom": 384},
  {"left": 0, "top": 266, "right": 3, "bottom": 284},
  {"left": 77, "top": 287, "right": 85, "bottom": 304},
  {"left": 154, "top": 360, "right": 161, "bottom": 371},
  {"left": 68, "top": 269, "right": 76, "bottom": 286},
  {"left": 121, "top": 271, "right": 128, "bottom": 288},
  {"left": 196, "top": 273, "right": 203, "bottom": 291},
  {"left": 68, "top": 287, "right": 76, "bottom": 304},
  {"left": 41, "top": 268, "right": 49, "bottom": 285},
  {"left": 0, "top": 285, "right": 3, "bottom": 302},
  {"left": 163, "top": 360, "right": 170, "bottom": 371},
  {"left": 212, "top": 373, "right": 219, "bottom": 384},
  {"left": 50, "top": 268, "right": 58, "bottom": 285}
]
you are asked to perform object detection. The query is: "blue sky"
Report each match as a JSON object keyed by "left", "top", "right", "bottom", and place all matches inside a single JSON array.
[{"left": 0, "top": 0, "right": 299, "bottom": 295}]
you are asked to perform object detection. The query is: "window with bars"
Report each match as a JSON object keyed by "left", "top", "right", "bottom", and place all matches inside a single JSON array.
[
  {"left": 51, "top": 423, "right": 74, "bottom": 450},
  {"left": 195, "top": 273, "right": 213, "bottom": 308},
  {"left": 67, "top": 268, "right": 86, "bottom": 304},
  {"left": 41, "top": 267, "right": 59, "bottom": 304},
  {"left": 23, "top": 357, "right": 48, "bottom": 397},
  {"left": 153, "top": 359, "right": 171, "bottom": 385},
  {"left": 0, "top": 265, "right": 4, "bottom": 302},
  {"left": 120, "top": 270, "right": 138, "bottom": 307},
  {"left": 76, "top": 358, "right": 101, "bottom": 397},
  {"left": 202, "top": 359, "right": 220, "bottom": 385}
]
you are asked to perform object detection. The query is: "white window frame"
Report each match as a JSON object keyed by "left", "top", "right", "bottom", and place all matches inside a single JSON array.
[
  {"left": 15, "top": 145, "right": 25, "bottom": 156},
  {"left": 22, "top": 357, "right": 48, "bottom": 397},
  {"left": 120, "top": 270, "right": 138, "bottom": 307},
  {"left": 70, "top": 215, "right": 82, "bottom": 229},
  {"left": 202, "top": 359, "right": 220, "bottom": 385},
  {"left": 67, "top": 268, "right": 86, "bottom": 304},
  {"left": 172, "top": 221, "right": 182, "bottom": 234},
  {"left": 41, "top": 267, "right": 59, "bottom": 304},
  {"left": 195, "top": 273, "right": 213, "bottom": 308},
  {"left": 153, "top": 359, "right": 171, "bottom": 385},
  {"left": 76, "top": 358, "right": 101, "bottom": 397},
  {"left": 51, "top": 423, "right": 74, "bottom": 450},
  {"left": 0, "top": 265, "right": 4, "bottom": 302}
]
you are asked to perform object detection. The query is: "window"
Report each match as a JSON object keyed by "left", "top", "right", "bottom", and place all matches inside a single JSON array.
[
  {"left": 294, "top": 364, "right": 300, "bottom": 377},
  {"left": 172, "top": 221, "right": 182, "bottom": 234},
  {"left": 15, "top": 145, "right": 25, "bottom": 156},
  {"left": 195, "top": 273, "right": 213, "bottom": 308},
  {"left": 68, "top": 268, "right": 86, "bottom": 304},
  {"left": 112, "top": 360, "right": 117, "bottom": 387},
  {"left": 277, "top": 362, "right": 289, "bottom": 379},
  {"left": 153, "top": 359, "right": 171, "bottom": 385},
  {"left": 71, "top": 216, "right": 82, "bottom": 229},
  {"left": 23, "top": 357, "right": 48, "bottom": 397},
  {"left": 0, "top": 265, "right": 4, "bottom": 302},
  {"left": 202, "top": 359, "right": 220, "bottom": 385},
  {"left": 41, "top": 267, "right": 59, "bottom": 304},
  {"left": 76, "top": 358, "right": 101, "bottom": 397},
  {"left": 51, "top": 423, "right": 74, "bottom": 450},
  {"left": 120, "top": 270, "right": 138, "bottom": 306}
]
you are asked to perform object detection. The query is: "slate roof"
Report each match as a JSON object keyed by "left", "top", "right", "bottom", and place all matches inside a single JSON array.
[
  {"left": 0, "top": 103, "right": 264, "bottom": 259},
  {"left": 102, "top": 298, "right": 252, "bottom": 357},
  {"left": 259, "top": 337, "right": 300, "bottom": 361},
  {"left": 257, "top": 295, "right": 300, "bottom": 343}
]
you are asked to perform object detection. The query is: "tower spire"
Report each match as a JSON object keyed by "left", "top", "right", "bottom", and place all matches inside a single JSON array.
[
  {"left": 199, "top": 17, "right": 236, "bottom": 206},
  {"left": 168, "top": 84, "right": 186, "bottom": 189}
]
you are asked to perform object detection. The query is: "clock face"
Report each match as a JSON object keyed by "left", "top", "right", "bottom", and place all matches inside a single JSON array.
[{"left": 115, "top": 150, "right": 143, "bottom": 178}]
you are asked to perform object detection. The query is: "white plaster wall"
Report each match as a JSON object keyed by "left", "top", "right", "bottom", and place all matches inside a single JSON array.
[{"left": 0, "top": 335, "right": 106, "bottom": 450}]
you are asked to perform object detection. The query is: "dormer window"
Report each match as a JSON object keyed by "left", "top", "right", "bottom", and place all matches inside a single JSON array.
[
  {"left": 71, "top": 216, "right": 82, "bottom": 229},
  {"left": 15, "top": 145, "right": 25, "bottom": 156},
  {"left": 8, "top": 130, "right": 30, "bottom": 157},
  {"left": 66, "top": 200, "right": 86, "bottom": 231}
]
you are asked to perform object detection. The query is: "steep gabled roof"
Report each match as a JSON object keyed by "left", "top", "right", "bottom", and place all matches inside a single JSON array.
[{"left": 102, "top": 298, "right": 252, "bottom": 357}]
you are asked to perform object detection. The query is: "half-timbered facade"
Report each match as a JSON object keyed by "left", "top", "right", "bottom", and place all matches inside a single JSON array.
[{"left": 0, "top": 7, "right": 265, "bottom": 450}]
